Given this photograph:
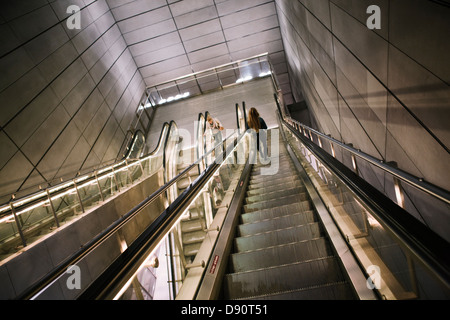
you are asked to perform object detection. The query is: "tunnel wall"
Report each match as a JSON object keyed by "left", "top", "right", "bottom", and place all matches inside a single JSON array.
[
  {"left": 0, "top": 0, "right": 146, "bottom": 203},
  {"left": 275, "top": 0, "right": 450, "bottom": 193}
]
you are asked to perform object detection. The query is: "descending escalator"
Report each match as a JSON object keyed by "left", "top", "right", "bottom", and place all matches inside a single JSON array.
[
  {"left": 17, "top": 94, "right": 449, "bottom": 300},
  {"left": 222, "top": 130, "right": 356, "bottom": 300}
]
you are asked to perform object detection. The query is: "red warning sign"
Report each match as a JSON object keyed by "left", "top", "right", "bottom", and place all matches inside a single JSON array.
[{"left": 209, "top": 255, "right": 219, "bottom": 274}]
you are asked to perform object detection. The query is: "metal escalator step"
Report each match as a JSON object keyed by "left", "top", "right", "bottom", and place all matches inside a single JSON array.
[
  {"left": 238, "top": 211, "right": 318, "bottom": 237},
  {"left": 248, "top": 175, "right": 301, "bottom": 190},
  {"left": 182, "top": 230, "right": 206, "bottom": 245},
  {"left": 252, "top": 158, "right": 293, "bottom": 171},
  {"left": 234, "top": 223, "right": 323, "bottom": 252},
  {"left": 241, "top": 282, "right": 356, "bottom": 300},
  {"left": 246, "top": 180, "right": 304, "bottom": 197},
  {"left": 230, "top": 237, "right": 333, "bottom": 272},
  {"left": 224, "top": 256, "right": 347, "bottom": 300},
  {"left": 245, "top": 186, "right": 305, "bottom": 205},
  {"left": 178, "top": 177, "right": 191, "bottom": 190},
  {"left": 184, "top": 242, "right": 201, "bottom": 257},
  {"left": 250, "top": 170, "right": 295, "bottom": 183},
  {"left": 241, "top": 202, "right": 313, "bottom": 224},
  {"left": 181, "top": 218, "right": 204, "bottom": 233},
  {"left": 251, "top": 165, "right": 295, "bottom": 178},
  {"left": 178, "top": 174, "right": 200, "bottom": 190},
  {"left": 243, "top": 193, "right": 309, "bottom": 213}
]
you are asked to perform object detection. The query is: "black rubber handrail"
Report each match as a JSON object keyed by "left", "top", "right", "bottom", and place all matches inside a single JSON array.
[{"left": 123, "top": 129, "right": 145, "bottom": 159}]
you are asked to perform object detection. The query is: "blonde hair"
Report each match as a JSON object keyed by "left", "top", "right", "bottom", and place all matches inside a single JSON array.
[{"left": 247, "top": 108, "right": 261, "bottom": 132}]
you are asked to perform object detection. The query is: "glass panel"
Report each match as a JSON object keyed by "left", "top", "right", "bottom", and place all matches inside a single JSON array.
[
  {"left": 0, "top": 125, "right": 170, "bottom": 262},
  {"left": 77, "top": 176, "right": 103, "bottom": 211},
  {"left": 50, "top": 187, "right": 83, "bottom": 225}
]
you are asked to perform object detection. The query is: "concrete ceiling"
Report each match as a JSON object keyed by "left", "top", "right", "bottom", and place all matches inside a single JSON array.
[{"left": 107, "top": 0, "right": 291, "bottom": 97}]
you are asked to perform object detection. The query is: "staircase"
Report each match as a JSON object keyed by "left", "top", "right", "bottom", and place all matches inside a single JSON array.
[
  {"left": 223, "top": 130, "right": 356, "bottom": 300},
  {"left": 176, "top": 147, "right": 207, "bottom": 264}
]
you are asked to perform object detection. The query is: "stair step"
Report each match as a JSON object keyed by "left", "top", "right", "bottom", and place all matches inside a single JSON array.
[
  {"left": 248, "top": 175, "right": 301, "bottom": 190},
  {"left": 178, "top": 174, "right": 200, "bottom": 190},
  {"left": 245, "top": 187, "right": 305, "bottom": 205},
  {"left": 182, "top": 230, "right": 206, "bottom": 245},
  {"left": 243, "top": 193, "right": 309, "bottom": 213},
  {"left": 229, "top": 237, "right": 333, "bottom": 272},
  {"left": 241, "top": 201, "right": 313, "bottom": 224},
  {"left": 252, "top": 158, "right": 293, "bottom": 171},
  {"left": 252, "top": 155, "right": 292, "bottom": 166},
  {"left": 238, "top": 211, "right": 318, "bottom": 237},
  {"left": 250, "top": 170, "right": 295, "bottom": 183},
  {"left": 246, "top": 180, "right": 304, "bottom": 197},
  {"left": 240, "top": 282, "right": 355, "bottom": 300},
  {"left": 224, "top": 256, "right": 347, "bottom": 299},
  {"left": 181, "top": 218, "right": 204, "bottom": 233},
  {"left": 184, "top": 242, "right": 201, "bottom": 257},
  {"left": 234, "top": 222, "right": 324, "bottom": 252}
]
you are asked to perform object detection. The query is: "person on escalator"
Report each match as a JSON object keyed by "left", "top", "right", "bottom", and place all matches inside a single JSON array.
[
  {"left": 206, "top": 114, "right": 224, "bottom": 157},
  {"left": 247, "top": 107, "right": 269, "bottom": 164}
]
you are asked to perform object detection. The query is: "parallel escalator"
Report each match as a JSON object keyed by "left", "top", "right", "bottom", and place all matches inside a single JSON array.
[{"left": 223, "top": 130, "right": 356, "bottom": 299}]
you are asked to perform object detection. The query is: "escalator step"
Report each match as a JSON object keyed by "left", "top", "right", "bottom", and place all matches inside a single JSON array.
[
  {"left": 182, "top": 230, "right": 206, "bottom": 245},
  {"left": 251, "top": 159, "right": 294, "bottom": 173},
  {"left": 240, "top": 201, "right": 313, "bottom": 224},
  {"left": 224, "top": 256, "right": 347, "bottom": 299},
  {"left": 238, "top": 211, "right": 318, "bottom": 237},
  {"left": 229, "top": 237, "right": 333, "bottom": 273},
  {"left": 248, "top": 175, "right": 301, "bottom": 190},
  {"left": 246, "top": 180, "right": 304, "bottom": 197},
  {"left": 245, "top": 186, "right": 305, "bottom": 205},
  {"left": 242, "top": 282, "right": 356, "bottom": 300},
  {"left": 250, "top": 170, "right": 295, "bottom": 184},
  {"left": 181, "top": 218, "right": 204, "bottom": 233},
  {"left": 234, "top": 223, "right": 324, "bottom": 252},
  {"left": 243, "top": 193, "right": 309, "bottom": 213}
]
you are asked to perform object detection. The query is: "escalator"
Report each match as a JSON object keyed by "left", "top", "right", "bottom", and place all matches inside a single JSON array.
[
  {"left": 11, "top": 95, "right": 450, "bottom": 301},
  {"left": 223, "top": 131, "right": 355, "bottom": 299}
]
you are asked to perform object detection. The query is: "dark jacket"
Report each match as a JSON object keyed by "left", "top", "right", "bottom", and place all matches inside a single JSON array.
[{"left": 246, "top": 117, "right": 267, "bottom": 131}]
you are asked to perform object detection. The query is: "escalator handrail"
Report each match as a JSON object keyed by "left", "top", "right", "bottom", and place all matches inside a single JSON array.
[
  {"left": 196, "top": 113, "right": 206, "bottom": 162},
  {"left": 281, "top": 111, "right": 450, "bottom": 206},
  {"left": 162, "top": 120, "right": 178, "bottom": 171},
  {"left": 278, "top": 110, "right": 450, "bottom": 289},
  {"left": 77, "top": 131, "right": 244, "bottom": 300},
  {"left": 123, "top": 129, "right": 145, "bottom": 159}
]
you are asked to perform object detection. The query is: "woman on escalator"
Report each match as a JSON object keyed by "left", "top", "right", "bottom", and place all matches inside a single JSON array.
[
  {"left": 247, "top": 107, "right": 269, "bottom": 164},
  {"left": 206, "top": 114, "right": 224, "bottom": 158}
]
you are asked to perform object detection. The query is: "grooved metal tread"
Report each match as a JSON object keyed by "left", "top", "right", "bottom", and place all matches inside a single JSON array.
[
  {"left": 222, "top": 132, "right": 355, "bottom": 300},
  {"left": 240, "top": 201, "right": 313, "bottom": 224},
  {"left": 235, "top": 281, "right": 355, "bottom": 300},
  {"left": 237, "top": 211, "right": 318, "bottom": 236},
  {"left": 224, "top": 256, "right": 348, "bottom": 299}
]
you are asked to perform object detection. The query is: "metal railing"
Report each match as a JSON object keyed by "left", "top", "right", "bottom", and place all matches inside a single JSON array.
[{"left": 145, "top": 53, "right": 275, "bottom": 108}]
